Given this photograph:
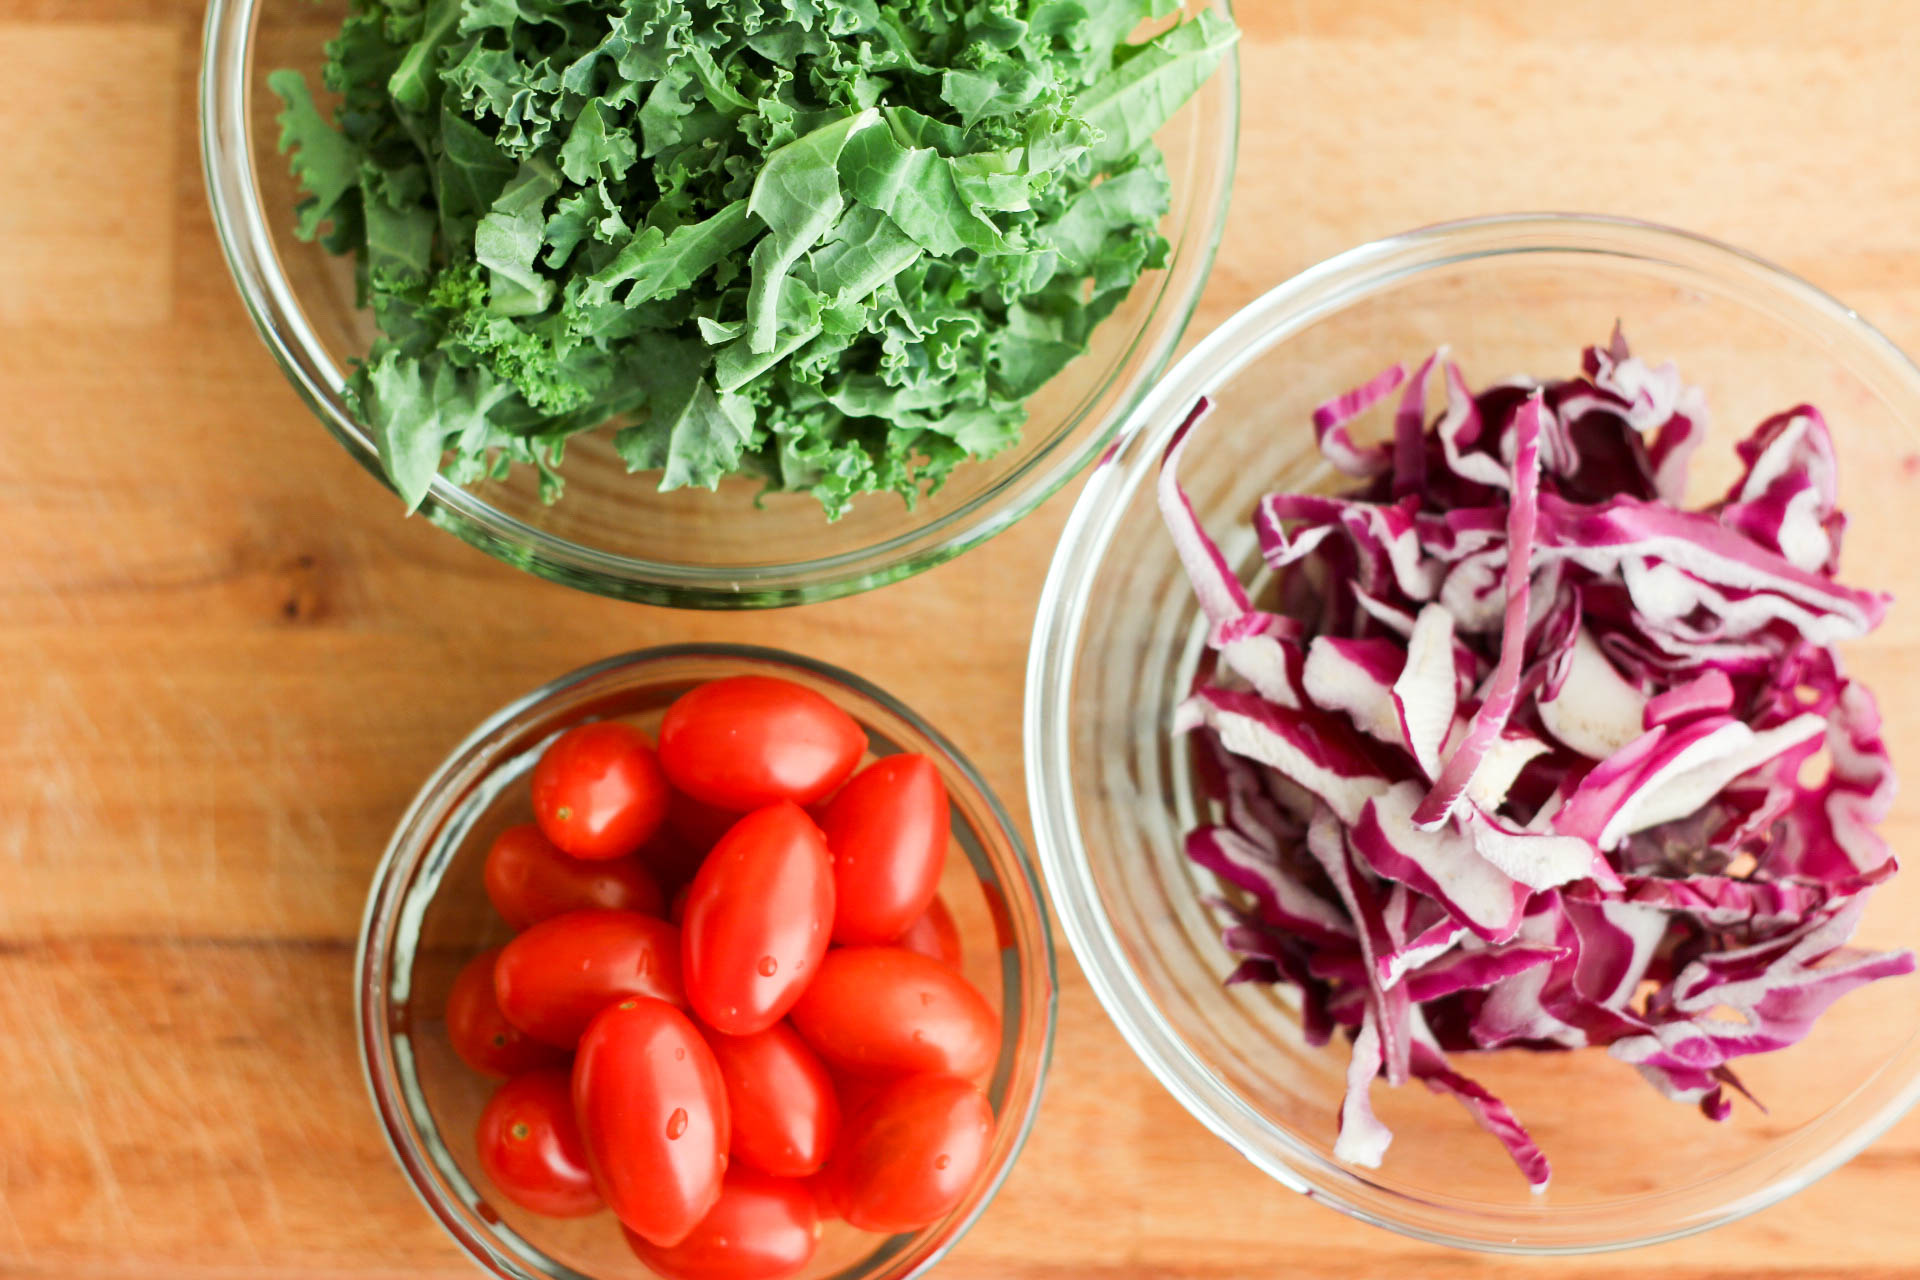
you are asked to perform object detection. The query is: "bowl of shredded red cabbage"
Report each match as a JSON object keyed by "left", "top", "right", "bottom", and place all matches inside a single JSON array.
[{"left": 1026, "top": 215, "right": 1920, "bottom": 1252}]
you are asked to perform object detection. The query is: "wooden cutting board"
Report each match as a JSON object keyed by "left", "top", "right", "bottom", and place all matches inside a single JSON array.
[{"left": 6, "top": 1, "right": 1920, "bottom": 1276}]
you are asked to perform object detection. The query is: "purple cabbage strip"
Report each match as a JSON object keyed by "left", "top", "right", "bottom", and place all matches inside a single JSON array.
[
  {"left": 1404, "top": 938, "right": 1565, "bottom": 1003},
  {"left": 1411, "top": 1014, "right": 1553, "bottom": 1193},
  {"left": 1535, "top": 493, "right": 1888, "bottom": 639},
  {"left": 1335, "top": 1014, "right": 1394, "bottom": 1167},
  {"left": 1307, "top": 806, "right": 1414, "bottom": 1084},
  {"left": 1413, "top": 395, "right": 1545, "bottom": 829},
  {"left": 1348, "top": 785, "right": 1531, "bottom": 943},
  {"left": 1159, "top": 397, "right": 1309, "bottom": 708},
  {"left": 1393, "top": 352, "right": 1440, "bottom": 499},
  {"left": 1187, "top": 825, "right": 1354, "bottom": 948},
  {"left": 1644, "top": 669, "right": 1735, "bottom": 728},
  {"left": 1159, "top": 330, "right": 1907, "bottom": 1190},
  {"left": 1313, "top": 364, "right": 1407, "bottom": 478}
]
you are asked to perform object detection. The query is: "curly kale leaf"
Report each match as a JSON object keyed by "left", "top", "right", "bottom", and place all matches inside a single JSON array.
[{"left": 271, "top": 0, "right": 1237, "bottom": 518}]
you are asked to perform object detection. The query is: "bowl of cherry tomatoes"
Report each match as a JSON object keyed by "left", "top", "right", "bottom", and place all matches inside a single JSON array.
[{"left": 357, "top": 646, "right": 1056, "bottom": 1280}]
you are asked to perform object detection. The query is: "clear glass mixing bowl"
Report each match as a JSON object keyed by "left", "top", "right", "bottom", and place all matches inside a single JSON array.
[
  {"left": 359, "top": 645, "right": 1055, "bottom": 1277},
  {"left": 200, "top": 0, "right": 1238, "bottom": 608},
  {"left": 1025, "top": 214, "right": 1920, "bottom": 1252}
]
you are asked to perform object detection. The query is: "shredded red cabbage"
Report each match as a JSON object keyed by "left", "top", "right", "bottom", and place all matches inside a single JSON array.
[{"left": 1163, "top": 331, "right": 1910, "bottom": 1192}]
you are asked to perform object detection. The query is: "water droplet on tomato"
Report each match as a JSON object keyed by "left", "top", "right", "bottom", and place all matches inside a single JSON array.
[
  {"left": 919, "top": 992, "right": 933, "bottom": 1007},
  {"left": 666, "top": 1108, "right": 688, "bottom": 1140},
  {"left": 934, "top": 1154, "right": 951, "bottom": 1170},
  {"left": 674, "top": 1047, "right": 686, "bottom": 1061},
  {"left": 911, "top": 1029, "right": 925, "bottom": 1043},
  {"left": 757, "top": 955, "right": 778, "bottom": 977}
]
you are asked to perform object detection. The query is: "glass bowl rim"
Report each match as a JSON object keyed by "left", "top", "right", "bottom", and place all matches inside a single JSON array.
[
  {"left": 1022, "top": 211, "right": 1920, "bottom": 1255},
  {"left": 357, "top": 642, "right": 1060, "bottom": 1278},
  {"left": 197, "top": 0, "right": 1241, "bottom": 609}
]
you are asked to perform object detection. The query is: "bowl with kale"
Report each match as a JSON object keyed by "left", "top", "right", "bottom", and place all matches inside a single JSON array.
[{"left": 202, "top": 0, "right": 1239, "bottom": 607}]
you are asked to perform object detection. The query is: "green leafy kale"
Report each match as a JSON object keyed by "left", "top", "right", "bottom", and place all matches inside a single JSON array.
[{"left": 272, "top": 0, "right": 1237, "bottom": 517}]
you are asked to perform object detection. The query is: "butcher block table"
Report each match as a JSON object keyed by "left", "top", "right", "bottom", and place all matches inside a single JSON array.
[{"left": 9, "top": 2, "right": 1920, "bottom": 1277}]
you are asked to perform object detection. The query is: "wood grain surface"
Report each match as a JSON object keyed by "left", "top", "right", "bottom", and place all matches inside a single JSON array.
[{"left": 7, "top": 2, "right": 1920, "bottom": 1277}]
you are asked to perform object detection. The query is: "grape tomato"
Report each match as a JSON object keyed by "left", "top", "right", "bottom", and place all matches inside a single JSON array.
[
  {"left": 623, "top": 1166, "right": 820, "bottom": 1280},
  {"left": 494, "top": 909, "right": 684, "bottom": 1047},
  {"left": 446, "top": 948, "right": 566, "bottom": 1078},
  {"left": 827, "top": 1074, "right": 995, "bottom": 1234},
  {"left": 820, "top": 754, "right": 949, "bottom": 946},
  {"left": 476, "top": 1069, "right": 600, "bottom": 1218},
  {"left": 707, "top": 1022, "right": 839, "bottom": 1179},
  {"left": 574, "top": 998, "right": 729, "bottom": 1248},
  {"left": 483, "top": 823, "right": 663, "bottom": 930},
  {"left": 682, "top": 802, "right": 834, "bottom": 1036},
  {"left": 659, "top": 677, "right": 865, "bottom": 810},
  {"left": 790, "top": 946, "right": 998, "bottom": 1079},
  {"left": 532, "top": 722, "right": 669, "bottom": 860}
]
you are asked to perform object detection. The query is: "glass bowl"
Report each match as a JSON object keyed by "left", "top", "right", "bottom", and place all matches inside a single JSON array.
[
  {"left": 358, "top": 645, "right": 1056, "bottom": 1278},
  {"left": 199, "top": 0, "right": 1239, "bottom": 609},
  {"left": 1024, "top": 214, "right": 1920, "bottom": 1253}
]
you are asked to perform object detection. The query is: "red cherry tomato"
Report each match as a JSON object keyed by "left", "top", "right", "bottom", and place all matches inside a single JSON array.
[
  {"left": 446, "top": 948, "right": 567, "bottom": 1077},
  {"left": 475, "top": 1069, "right": 601, "bottom": 1217},
  {"left": 574, "top": 999, "right": 729, "bottom": 1247},
  {"left": 494, "top": 909, "right": 683, "bottom": 1047},
  {"left": 895, "top": 896, "right": 963, "bottom": 970},
  {"left": 826, "top": 1075, "right": 994, "bottom": 1234},
  {"left": 483, "top": 823, "right": 664, "bottom": 931},
  {"left": 790, "top": 946, "right": 997, "bottom": 1079},
  {"left": 623, "top": 1166, "right": 819, "bottom": 1280},
  {"left": 659, "top": 677, "right": 866, "bottom": 810},
  {"left": 532, "top": 722, "right": 669, "bottom": 860},
  {"left": 669, "top": 790, "right": 745, "bottom": 853},
  {"left": 707, "top": 1023, "right": 840, "bottom": 1178},
  {"left": 820, "top": 754, "right": 949, "bottom": 945},
  {"left": 683, "top": 803, "right": 834, "bottom": 1036}
]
